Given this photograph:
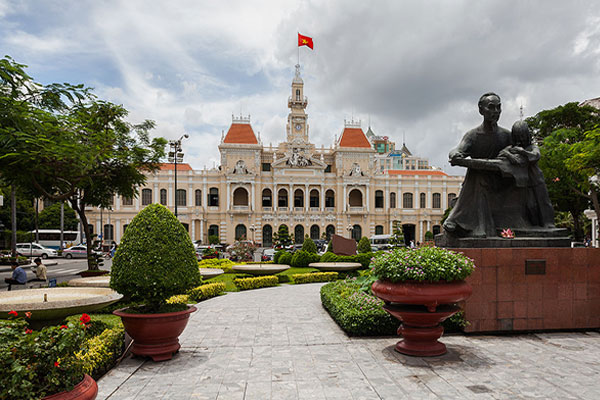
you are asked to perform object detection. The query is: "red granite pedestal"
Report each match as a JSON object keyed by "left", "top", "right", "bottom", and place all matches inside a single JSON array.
[{"left": 455, "top": 248, "right": 600, "bottom": 332}]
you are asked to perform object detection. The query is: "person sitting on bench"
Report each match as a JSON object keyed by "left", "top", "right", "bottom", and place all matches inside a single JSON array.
[
  {"left": 5, "top": 260, "right": 27, "bottom": 291},
  {"left": 28, "top": 257, "right": 48, "bottom": 285}
]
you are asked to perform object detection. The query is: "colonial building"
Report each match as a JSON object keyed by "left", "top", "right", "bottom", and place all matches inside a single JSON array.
[{"left": 86, "top": 65, "right": 463, "bottom": 246}]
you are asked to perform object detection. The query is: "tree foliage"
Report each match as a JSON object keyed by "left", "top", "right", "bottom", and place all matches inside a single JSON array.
[
  {"left": 0, "top": 56, "right": 166, "bottom": 267},
  {"left": 38, "top": 202, "right": 79, "bottom": 230},
  {"left": 357, "top": 236, "right": 371, "bottom": 253},
  {"left": 273, "top": 225, "right": 293, "bottom": 249},
  {"left": 301, "top": 237, "right": 317, "bottom": 254},
  {"left": 389, "top": 220, "right": 405, "bottom": 248}
]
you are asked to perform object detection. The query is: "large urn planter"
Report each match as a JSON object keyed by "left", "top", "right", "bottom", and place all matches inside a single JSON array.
[
  {"left": 371, "top": 280, "right": 472, "bottom": 357},
  {"left": 42, "top": 374, "right": 98, "bottom": 400},
  {"left": 114, "top": 305, "right": 197, "bottom": 362}
]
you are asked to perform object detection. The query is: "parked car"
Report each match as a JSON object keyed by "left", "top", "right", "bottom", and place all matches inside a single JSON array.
[
  {"left": 262, "top": 248, "right": 276, "bottom": 261},
  {"left": 62, "top": 245, "right": 102, "bottom": 259},
  {"left": 313, "top": 239, "right": 327, "bottom": 252},
  {"left": 15, "top": 243, "right": 58, "bottom": 259}
]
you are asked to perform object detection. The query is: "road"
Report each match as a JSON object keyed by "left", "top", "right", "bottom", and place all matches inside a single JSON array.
[{"left": 0, "top": 257, "right": 112, "bottom": 291}]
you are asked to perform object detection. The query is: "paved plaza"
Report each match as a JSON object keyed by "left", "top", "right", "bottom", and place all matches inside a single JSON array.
[{"left": 98, "top": 283, "right": 600, "bottom": 399}]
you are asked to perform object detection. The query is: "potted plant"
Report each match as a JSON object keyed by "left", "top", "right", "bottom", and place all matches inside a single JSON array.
[
  {"left": 0, "top": 311, "right": 98, "bottom": 400},
  {"left": 110, "top": 204, "right": 201, "bottom": 361},
  {"left": 370, "top": 246, "right": 474, "bottom": 356}
]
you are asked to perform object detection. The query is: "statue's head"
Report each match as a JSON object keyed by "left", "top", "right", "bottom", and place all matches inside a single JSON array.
[
  {"left": 511, "top": 120, "right": 532, "bottom": 147},
  {"left": 478, "top": 92, "right": 501, "bottom": 123}
]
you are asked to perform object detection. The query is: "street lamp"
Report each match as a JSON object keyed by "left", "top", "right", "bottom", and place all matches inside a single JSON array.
[
  {"left": 249, "top": 224, "right": 256, "bottom": 244},
  {"left": 168, "top": 134, "right": 189, "bottom": 217},
  {"left": 346, "top": 224, "right": 353, "bottom": 239}
]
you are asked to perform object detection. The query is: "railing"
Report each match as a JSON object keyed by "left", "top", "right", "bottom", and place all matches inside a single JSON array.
[
  {"left": 348, "top": 207, "right": 364, "bottom": 213},
  {"left": 262, "top": 206, "right": 272, "bottom": 212},
  {"left": 310, "top": 207, "right": 320, "bottom": 212},
  {"left": 232, "top": 205, "right": 249, "bottom": 211},
  {"left": 325, "top": 207, "right": 335, "bottom": 213},
  {"left": 294, "top": 207, "right": 304, "bottom": 212},
  {"left": 278, "top": 207, "right": 288, "bottom": 212}
]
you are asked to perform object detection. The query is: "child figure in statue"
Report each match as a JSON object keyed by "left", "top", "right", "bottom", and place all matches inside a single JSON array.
[{"left": 499, "top": 121, "right": 555, "bottom": 228}]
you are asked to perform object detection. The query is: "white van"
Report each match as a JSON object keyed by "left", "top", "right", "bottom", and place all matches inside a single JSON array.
[
  {"left": 370, "top": 234, "right": 393, "bottom": 250},
  {"left": 16, "top": 243, "right": 59, "bottom": 259}
]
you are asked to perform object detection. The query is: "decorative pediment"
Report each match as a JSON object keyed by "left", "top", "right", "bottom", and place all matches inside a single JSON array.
[{"left": 346, "top": 162, "right": 365, "bottom": 176}]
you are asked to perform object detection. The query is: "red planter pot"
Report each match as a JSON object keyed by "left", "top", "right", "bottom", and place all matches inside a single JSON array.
[
  {"left": 42, "top": 374, "right": 97, "bottom": 400},
  {"left": 371, "top": 280, "right": 472, "bottom": 357},
  {"left": 113, "top": 305, "right": 197, "bottom": 362}
]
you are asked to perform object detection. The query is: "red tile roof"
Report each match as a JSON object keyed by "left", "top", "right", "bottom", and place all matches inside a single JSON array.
[
  {"left": 339, "top": 127, "right": 371, "bottom": 148},
  {"left": 223, "top": 123, "right": 258, "bottom": 144},
  {"left": 159, "top": 163, "right": 193, "bottom": 171},
  {"left": 387, "top": 170, "right": 448, "bottom": 176}
]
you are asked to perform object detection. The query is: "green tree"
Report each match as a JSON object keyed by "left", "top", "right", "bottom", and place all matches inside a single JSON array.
[
  {"left": 389, "top": 220, "right": 405, "bottom": 248},
  {"left": 272, "top": 225, "right": 293, "bottom": 249},
  {"left": 526, "top": 102, "right": 600, "bottom": 240},
  {"left": 0, "top": 57, "right": 166, "bottom": 269},
  {"left": 301, "top": 236, "right": 317, "bottom": 254},
  {"left": 38, "top": 202, "right": 78, "bottom": 230},
  {"left": 357, "top": 236, "right": 371, "bottom": 253},
  {"left": 208, "top": 235, "right": 220, "bottom": 245}
]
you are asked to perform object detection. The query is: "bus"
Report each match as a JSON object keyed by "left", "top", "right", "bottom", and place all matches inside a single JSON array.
[
  {"left": 29, "top": 229, "right": 82, "bottom": 250},
  {"left": 370, "top": 234, "right": 393, "bottom": 250}
]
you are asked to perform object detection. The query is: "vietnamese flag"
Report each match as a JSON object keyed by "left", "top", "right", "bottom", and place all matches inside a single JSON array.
[{"left": 298, "top": 33, "right": 314, "bottom": 49}]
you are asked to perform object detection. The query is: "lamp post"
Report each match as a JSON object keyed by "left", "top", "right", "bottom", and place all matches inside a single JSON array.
[
  {"left": 168, "top": 134, "right": 189, "bottom": 217},
  {"left": 347, "top": 223, "right": 353, "bottom": 240},
  {"left": 249, "top": 224, "right": 256, "bottom": 244}
]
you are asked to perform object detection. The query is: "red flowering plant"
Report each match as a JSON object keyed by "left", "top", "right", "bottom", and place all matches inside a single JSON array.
[{"left": 0, "top": 311, "right": 92, "bottom": 399}]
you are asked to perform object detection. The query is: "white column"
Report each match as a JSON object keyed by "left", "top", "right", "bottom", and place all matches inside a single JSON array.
[
  {"left": 188, "top": 183, "right": 193, "bottom": 207},
  {"left": 305, "top": 184, "right": 309, "bottom": 212},
  {"left": 115, "top": 220, "right": 120, "bottom": 242},
  {"left": 168, "top": 185, "right": 173, "bottom": 207},
  {"left": 251, "top": 184, "right": 255, "bottom": 212},
  {"left": 273, "top": 184, "right": 277, "bottom": 211},
  {"left": 320, "top": 184, "right": 325, "bottom": 212},
  {"left": 289, "top": 184, "right": 292, "bottom": 209},
  {"left": 191, "top": 219, "right": 195, "bottom": 240},
  {"left": 365, "top": 184, "right": 370, "bottom": 212},
  {"left": 343, "top": 185, "right": 347, "bottom": 212},
  {"left": 154, "top": 183, "right": 159, "bottom": 203},
  {"left": 226, "top": 182, "right": 231, "bottom": 210},
  {"left": 200, "top": 219, "right": 204, "bottom": 243}
]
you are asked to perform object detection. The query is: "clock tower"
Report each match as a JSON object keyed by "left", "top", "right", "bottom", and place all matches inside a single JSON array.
[{"left": 286, "top": 64, "right": 309, "bottom": 143}]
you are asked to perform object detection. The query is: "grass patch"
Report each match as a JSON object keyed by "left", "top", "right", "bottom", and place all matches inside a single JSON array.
[
  {"left": 276, "top": 266, "right": 319, "bottom": 283},
  {"left": 204, "top": 272, "right": 252, "bottom": 292}
]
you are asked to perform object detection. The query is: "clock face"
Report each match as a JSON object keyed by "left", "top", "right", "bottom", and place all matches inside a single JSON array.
[{"left": 295, "top": 124, "right": 302, "bottom": 131}]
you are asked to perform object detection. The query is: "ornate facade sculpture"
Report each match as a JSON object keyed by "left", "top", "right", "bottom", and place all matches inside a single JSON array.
[
  {"left": 349, "top": 162, "right": 363, "bottom": 176},
  {"left": 233, "top": 160, "right": 248, "bottom": 174}
]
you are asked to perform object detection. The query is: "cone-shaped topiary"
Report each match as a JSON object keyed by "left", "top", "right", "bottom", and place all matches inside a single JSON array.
[
  {"left": 357, "top": 236, "right": 371, "bottom": 253},
  {"left": 110, "top": 204, "right": 201, "bottom": 312},
  {"left": 301, "top": 237, "right": 317, "bottom": 254}
]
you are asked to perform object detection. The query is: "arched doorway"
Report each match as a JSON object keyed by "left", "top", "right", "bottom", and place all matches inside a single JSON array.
[
  {"left": 326, "top": 225, "right": 335, "bottom": 241},
  {"left": 262, "top": 225, "right": 273, "bottom": 247},
  {"left": 294, "top": 225, "right": 304, "bottom": 244},
  {"left": 310, "top": 225, "right": 320, "bottom": 240},
  {"left": 233, "top": 187, "right": 249, "bottom": 206},
  {"left": 402, "top": 224, "right": 416, "bottom": 246},
  {"left": 235, "top": 224, "right": 247, "bottom": 240},
  {"left": 349, "top": 189, "right": 363, "bottom": 207},
  {"left": 352, "top": 224, "right": 362, "bottom": 242}
]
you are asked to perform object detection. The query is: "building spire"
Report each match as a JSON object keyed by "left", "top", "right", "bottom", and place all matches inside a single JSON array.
[{"left": 519, "top": 103, "right": 524, "bottom": 121}]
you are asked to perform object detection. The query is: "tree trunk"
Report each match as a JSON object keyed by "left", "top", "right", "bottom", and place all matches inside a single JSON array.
[
  {"left": 570, "top": 209, "right": 583, "bottom": 241},
  {"left": 591, "top": 189, "right": 600, "bottom": 245},
  {"left": 69, "top": 196, "right": 98, "bottom": 271},
  {"left": 11, "top": 186, "right": 16, "bottom": 258}
]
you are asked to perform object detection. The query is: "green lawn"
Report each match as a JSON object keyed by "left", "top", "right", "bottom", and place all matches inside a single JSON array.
[{"left": 204, "top": 267, "right": 321, "bottom": 291}]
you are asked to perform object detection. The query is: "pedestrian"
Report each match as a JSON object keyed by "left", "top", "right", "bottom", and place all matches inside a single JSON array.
[
  {"left": 29, "top": 257, "right": 48, "bottom": 284},
  {"left": 110, "top": 242, "right": 118, "bottom": 258},
  {"left": 410, "top": 240, "right": 415, "bottom": 249},
  {"left": 4, "top": 260, "right": 27, "bottom": 291}
]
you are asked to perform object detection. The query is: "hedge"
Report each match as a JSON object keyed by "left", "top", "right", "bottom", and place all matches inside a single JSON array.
[
  {"left": 320, "top": 280, "right": 397, "bottom": 336},
  {"left": 198, "top": 258, "right": 236, "bottom": 273},
  {"left": 234, "top": 276, "right": 279, "bottom": 290},
  {"left": 75, "top": 328, "right": 124, "bottom": 379},
  {"left": 319, "top": 252, "right": 375, "bottom": 268},
  {"left": 291, "top": 250, "right": 320, "bottom": 268},
  {"left": 292, "top": 272, "right": 338, "bottom": 284},
  {"left": 187, "top": 282, "right": 227, "bottom": 302},
  {"left": 166, "top": 294, "right": 190, "bottom": 304},
  {"left": 278, "top": 252, "right": 292, "bottom": 265}
]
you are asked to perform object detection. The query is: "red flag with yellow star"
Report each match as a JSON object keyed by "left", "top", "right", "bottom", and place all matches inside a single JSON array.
[{"left": 298, "top": 33, "right": 314, "bottom": 49}]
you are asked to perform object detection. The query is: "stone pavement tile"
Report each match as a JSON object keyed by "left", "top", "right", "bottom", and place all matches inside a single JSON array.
[
  {"left": 297, "top": 379, "right": 326, "bottom": 400},
  {"left": 216, "top": 382, "right": 245, "bottom": 400},
  {"left": 244, "top": 381, "right": 271, "bottom": 399},
  {"left": 272, "top": 381, "right": 298, "bottom": 400}
]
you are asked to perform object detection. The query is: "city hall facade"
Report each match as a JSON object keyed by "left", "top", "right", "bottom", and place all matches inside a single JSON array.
[{"left": 87, "top": 65, "right": 463, "bottom": 246}]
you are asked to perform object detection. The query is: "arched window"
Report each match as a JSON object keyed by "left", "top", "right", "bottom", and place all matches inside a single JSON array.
[
  {"left": 208, "top": 225, "right": 219, "bottom": 238},
  {"left": 294, "top": 189, "right": 304, "bottom": 208},
  {"left": 448, "top": 193, "right": 457, "bottom": 207},
  {"left": 262, "top": 189, "right": 272, "bottom": 207},
  {"left": 390, "top": 192, "right": 396, "bottom": 208},
  {"left": 141, "top": 189, "right": 152, "bottom": 205},
  {"left": 375, "top": 190, "right": 384, "bottom": 208},
  {"left": 309, "top": 189, "right": 319, "bottom": 208},
  {"left": 375, "top": 225, "right": 384, "bottom": 235},
  {"left": 349, "top": 189, "right": 363, "bottom": 207},
  {"left": 325, "top": 190, "right": 335, "bottom": 208},
  {"left": 294, "top": 225, "right": 304, "bottom": 244},
  {"left": 235, "top": 224, "right": 247, "bottom": 240},
  {"left": 160, "top": 189, "right": 167, "bottom": 205},
  {"left": 352, "top": 224, "right": 362, "bottom": 242},
  {"left": 103, "top": 224, "right": 114, "bottom": 241},
  {"left": 420, "top": 192, "right": 426, "bottom": 208},
  {"left": 310, "top": 225, "right": 320, "bottom": 240},
  {"left": 433, "top": 193, "right": 441, "bottom": 209},
  {"left": 262, "top": 225, "right": 273, "bottom": 247},
  {"left": 176, "top": 189, "right": 186, "bottom": 207},
  {"left": 326, "top": 225, "right": 335, "bottom": 241},
  {"left": 122, "top": 197, "right": 133, "bottom": 206},
  {"left": 195, "top": 189, "right": 202, "bottom": 206},
  {"left": 233, "top": 187, "right": 249, "bottom": 206},
  {"left": 208, "top": 188, "right": 219, "bottom": 207},
  {"left": 278, "top": 189, "right": 288, "bottom": 207},
  {"left": 403, "top": 193, "right": 413, "bottom": 208},
  {"left": 296, "top": 89, "right": 301, "bottom": 101}
]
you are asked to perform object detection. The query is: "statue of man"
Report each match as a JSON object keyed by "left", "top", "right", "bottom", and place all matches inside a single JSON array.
[{"left": 443, "top": 92, "right": 512, "bottom": 238}]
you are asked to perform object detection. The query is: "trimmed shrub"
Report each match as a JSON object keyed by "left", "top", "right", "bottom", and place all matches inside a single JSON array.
[
  {"left": 291, "top": 250, "right": 320, "bottom": 268},
  {"left": 301, "top": 237, "right": 317, "bottom": 254},
  {"left": 424, "top": 231, "right": 434, "bottom": 240},
  {"left": 278, "top": 251, "right": 292, "bottom": 265},
  {"left": 75, "top": 328, "right": 124, "bottom": 379},
  {"left": 187, "top": 282, "right": 227, "bottom": 302},
  {"left": 357, "top": 237, "right": 371, "bottom": 253},
  {"left": 320, "top": 251, "right": 337, "bottom": 262},
  {"left": 273, "top": 250, "right": 285, "bottom": 263},
  {"left": 110, "top": 204, "right": 201, "bottom": 311},
  {"left": 326, "top": 240, "right": 332, "bottom": 252},
  {"left": 199, "top": 258, "right": 236, "bottom": 273},
  {"left": 234, "top": 275, "right": 279, "bottom": 290},
  {"left": 320, "top": 280, "right": 397, "bottom": 336},
  {"left": 166, "top": 294, "right": 190, "bottom": 305},
  {"left": 292, "top": 272, "right": 338, "bottom": 284}
]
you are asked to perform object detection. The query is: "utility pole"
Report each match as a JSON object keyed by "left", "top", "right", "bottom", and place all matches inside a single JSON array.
[
  {"left": 60, "top": 201, "right": 64, "bottom": 251},
  {"left": 11, "top": 186, "right": 16, "bottom": 257}
]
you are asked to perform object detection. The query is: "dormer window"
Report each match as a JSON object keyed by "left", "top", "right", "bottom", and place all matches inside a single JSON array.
[{"left": 296, "top": 89, "right": 301, "bottom": 101}]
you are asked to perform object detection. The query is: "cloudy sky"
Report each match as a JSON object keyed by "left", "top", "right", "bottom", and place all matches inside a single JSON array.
[{"left": 2, "top": 1, "right": 600, "bottom": 174}]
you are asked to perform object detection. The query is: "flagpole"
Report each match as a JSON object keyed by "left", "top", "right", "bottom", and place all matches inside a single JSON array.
[{"left": 297, "top": 32, "right": 300, "bottom": 65}]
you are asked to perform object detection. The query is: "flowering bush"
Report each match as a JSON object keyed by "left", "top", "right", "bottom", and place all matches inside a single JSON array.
[
  {"left": 371, "top": 246, "right": 475, "bottom": 283},
  {"left": 228, "top": 241, "right": 258, "bottom": 262},
  {"left": 501, "top": 228, "right": 515, "bottom": 238},
  {"left": 0, "top": 311, "right": 93, "bottom": 399}
]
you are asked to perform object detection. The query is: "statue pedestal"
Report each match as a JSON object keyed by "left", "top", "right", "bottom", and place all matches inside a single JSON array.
[
  {"left": 452, "top": 247, "right": 600, "bottom": 332},
  {"left": 435, "top": 229, "right": 570, "bottom": 248}
]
